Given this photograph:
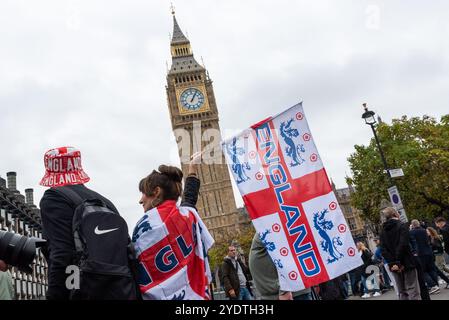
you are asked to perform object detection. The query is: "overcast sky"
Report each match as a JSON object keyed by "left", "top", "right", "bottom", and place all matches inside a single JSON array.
[{"left": 1, "top": 0, "right": 448, "bottom": 230}]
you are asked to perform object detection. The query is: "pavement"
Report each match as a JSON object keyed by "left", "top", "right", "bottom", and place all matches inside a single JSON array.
[{"left": 349, "top": 284, "right": 449, "bottom": 300}]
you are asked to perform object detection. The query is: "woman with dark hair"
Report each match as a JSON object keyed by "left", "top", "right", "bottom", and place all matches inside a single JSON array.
[{"left": 132, "top": 154, "right": 215, "bottom": 300}]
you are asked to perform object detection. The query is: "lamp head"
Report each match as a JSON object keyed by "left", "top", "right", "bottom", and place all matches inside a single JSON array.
[{"left": 362, "top": 103, "right": 377, "bottom": 125}]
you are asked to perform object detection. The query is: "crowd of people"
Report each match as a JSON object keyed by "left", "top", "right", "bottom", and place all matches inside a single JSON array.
[
  {"left": 214, "top": 207, "right": 449, "bottom": 301},
  {"left": 1, "top": 146, "right": 449, "bottom": 300}
]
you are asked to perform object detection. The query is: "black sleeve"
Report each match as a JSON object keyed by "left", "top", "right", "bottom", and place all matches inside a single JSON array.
[
  {"left": 180, "top": 176, "right": 200, "bottom": 208},
  {"left": 39, "top": 189, "right": 76, "bottom": 300}
]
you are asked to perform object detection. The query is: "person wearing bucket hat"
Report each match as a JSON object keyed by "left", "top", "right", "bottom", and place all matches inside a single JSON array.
[{"left": 39, "top": 146, "right": 122, "bottom": 300}]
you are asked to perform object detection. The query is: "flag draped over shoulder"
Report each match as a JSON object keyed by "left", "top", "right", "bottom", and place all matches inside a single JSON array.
[
  {"left": 132, "top": 200, "right": 214, "bottom": 300},
  {"left": 222, "top": 102, "right": 363, "bottom": 291}
]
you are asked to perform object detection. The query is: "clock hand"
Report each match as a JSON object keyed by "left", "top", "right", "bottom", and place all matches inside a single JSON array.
[{"left": 190, "top": 91, "right": 198, "bottom": 103}]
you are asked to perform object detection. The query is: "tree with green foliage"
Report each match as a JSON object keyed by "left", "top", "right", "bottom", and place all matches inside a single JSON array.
[{"left": 347, "top": 114, "right": 449, "bottom": 224}]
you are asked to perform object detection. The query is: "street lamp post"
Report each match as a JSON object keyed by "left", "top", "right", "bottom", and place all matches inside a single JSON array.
[
  {"left": 361, "top": 103, "right": 408, "bottom": 223},
  {"left": 361, "top": 103, "right": 393, "bottom": 186}
]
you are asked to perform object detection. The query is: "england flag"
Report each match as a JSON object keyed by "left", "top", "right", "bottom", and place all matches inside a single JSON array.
[
  {"left": 222, "top": 102, "right": 363, "bottom": 291},
  {"left": 132, "top": 201, "right": 214, "bottom": 299}
]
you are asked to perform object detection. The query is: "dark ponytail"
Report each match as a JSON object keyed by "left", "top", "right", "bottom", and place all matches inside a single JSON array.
[{"left": 139, "top": 165, "right": 183, "bottom": 202}]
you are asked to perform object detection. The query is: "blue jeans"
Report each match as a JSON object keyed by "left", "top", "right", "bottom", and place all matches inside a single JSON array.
[
  {"left": 361, "top": 274, "right": 380, "bottom": 294},
  {"left": 230, "top": 287, "right": 252, "bottom": 300},
  {"left": 238, "top": 287, "right": 252, "bottom": 300}
]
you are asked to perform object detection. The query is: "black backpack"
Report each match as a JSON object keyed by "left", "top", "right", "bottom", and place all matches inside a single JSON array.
[{"left": 56, "top": 187, "right": 139, "bottom": 300}]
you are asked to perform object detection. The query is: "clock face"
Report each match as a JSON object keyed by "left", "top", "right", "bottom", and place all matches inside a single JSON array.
[{"left": 180, "top": 88, "right": 205, "bottom": 111}]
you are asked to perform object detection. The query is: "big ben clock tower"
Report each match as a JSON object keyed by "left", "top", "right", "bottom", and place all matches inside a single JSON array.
[{"left": 166, "top": 10, "right": 248, "bottom": 240}]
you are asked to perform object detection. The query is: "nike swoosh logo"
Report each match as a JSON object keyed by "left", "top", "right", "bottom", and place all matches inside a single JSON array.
[{"left": 94, "top": 226, "right": 119, "bottom": 235}]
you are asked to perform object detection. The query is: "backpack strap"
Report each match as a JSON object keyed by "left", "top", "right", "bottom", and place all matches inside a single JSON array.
[
  {"left": 54, "top": 186, "right": 84, "bottom": 207},
  {"left": 53, "top": 187, "right": 86, "bottom": 254}
]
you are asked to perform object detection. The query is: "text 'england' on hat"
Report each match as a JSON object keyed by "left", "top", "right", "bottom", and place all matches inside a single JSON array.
[{"left": 39, "top": 146, "right": 90, "bottom": 187}]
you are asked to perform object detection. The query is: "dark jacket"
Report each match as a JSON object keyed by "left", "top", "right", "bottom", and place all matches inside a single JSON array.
[
  {"left": 40, "top": 184, "right": 119, "bottom": 300},
  {"left": 360, "top": 248, "right": 374, "bottom": 275},
  {"left": 440, "top": 224, "right": 449, "bottom": 255},
  {"left": 221, "top": 256, "right": 250, "bottom": 298},
  {"left": 380, "top": 219, "right": 416, "bottom": 271},
  {"left": 361, "top": 249, "right": 373, "bottom": 265},
  {"left": 409, "top": 227, "right": 433, "bottom": 256}
]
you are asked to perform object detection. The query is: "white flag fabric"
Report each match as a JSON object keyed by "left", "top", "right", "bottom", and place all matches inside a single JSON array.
[{"left": 222, "top": 102, "right": 363, "bottom": 291}]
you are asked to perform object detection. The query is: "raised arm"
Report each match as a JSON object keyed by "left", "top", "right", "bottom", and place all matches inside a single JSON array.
[{"left": 180, "top": 152, "right": 201, "bottom": 208}]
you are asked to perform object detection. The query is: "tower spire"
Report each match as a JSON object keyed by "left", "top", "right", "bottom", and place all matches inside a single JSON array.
[
  {"left": 170, "top": 6, "right": 189, "bottom": 45},
  {"left": 168, "top": 10, "right": 204, "bottom": 72}
]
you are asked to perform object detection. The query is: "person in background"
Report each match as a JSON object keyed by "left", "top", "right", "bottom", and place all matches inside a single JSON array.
[
  {"left": 435, "top": 217, "right": 449, "bottom": 263},
  {"left": 357, "top": 241, "right": 382, "bottom": 298},
  {"left": 222, "top": 246, "right": 252, "bottom": 300},
  {"left": 380, "top": 207, "right": 421, "bottom": 300},
  {"left": 427, "top": 227, "right": 449, "bottom": 288},
  {"left": 0, "top": 260, "right": 15, "bottom": 300},
  {"left": 409, "top": 219, "right": 440, "bottom": 294},
  {"left": 373, "top": 237, "right": 396, "bottom": 294}
]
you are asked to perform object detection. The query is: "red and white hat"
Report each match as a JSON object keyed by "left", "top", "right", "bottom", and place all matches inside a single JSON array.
[{"left": 39, "top": 147, "right": 90, "bottom": 188}]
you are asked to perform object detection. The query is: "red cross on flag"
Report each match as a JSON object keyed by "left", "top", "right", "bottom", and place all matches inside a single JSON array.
[{"left": 222, "top": 102, "right": 363, "bottom": 291}]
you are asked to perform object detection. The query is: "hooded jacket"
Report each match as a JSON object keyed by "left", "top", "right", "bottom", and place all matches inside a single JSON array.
[{"left": 380, "top": 218, "right": 416, "bottom": 270}]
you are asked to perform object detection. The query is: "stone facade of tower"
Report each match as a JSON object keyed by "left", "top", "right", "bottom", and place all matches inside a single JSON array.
[{"left": 165, "top": 14, "right": 250, "bottom": 241}]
